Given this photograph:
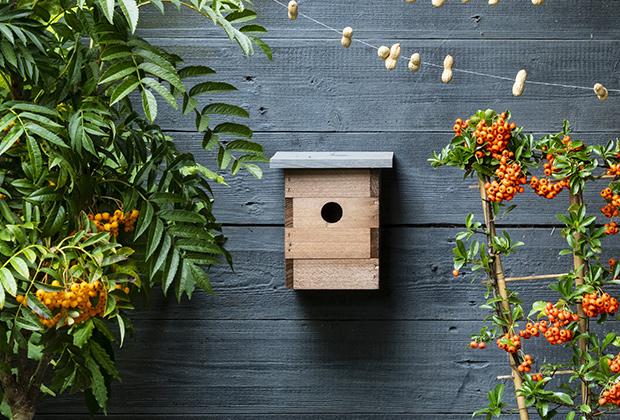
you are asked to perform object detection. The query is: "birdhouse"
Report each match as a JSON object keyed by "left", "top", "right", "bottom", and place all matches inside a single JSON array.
[{"left": 270, "top": 151, "right": 394, "bottom": 290}]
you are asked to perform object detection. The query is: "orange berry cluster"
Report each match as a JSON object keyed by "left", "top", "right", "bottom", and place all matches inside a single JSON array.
[
  {"left": 607, "top": 163, "right": 620, "bottom": 177},
  {"left": 496, "top": 332, "right": 521, "bottom": 353},
  {"left": 469, "top": 340, "right": 487, "bottom": 349},
  {"left": 484, "top": 152, "right": 527, "bottom": 203},
  {"left": 452, "top": 118, "right": 469, "bottom": 137},
  {"left": 541, "top": 302, "right": 577, "bottom": 345},
  {"left": 529, "top": 154, "right": 569, "bottom": 199},
  {"left": 530, "top": 372, "right": 543, "bottom": 382},
  {"left": 518, "top": 322, "right": 541, "bottom": 339},
  {"left": 582, "top": 292, "right": 619, "bottom": 318},
  {"left": 599, "top": 382, "right": 620, "bottom": 407},
  {"left": 610, "top": 258, "right": 617, "bottom": 269},
  {"left": 88, "top": 209, "right": 139, "bottom": 238},
  {"left": 529, "top": 176, "right": 568, "bottom": 200},
  {"left": 608, "top": 354, "right": 620, "bottom": 374},
  {"left": 520, "top": 303, "right": 578, "bottom": 345},
  {"left": 16, "top": 280, "right": 107, "bottom": 328},
  {"left": 600, "top": 188, "right": 620, "bottom": 213},
  {"left": 606, "top": 222, "right": 619, "bottom": 235},
  {"left": 517, "top": 354, "right": 534, "bottom": 373},
  {"left": 473, "top": 113, "right": 517, "bottom": 160}
]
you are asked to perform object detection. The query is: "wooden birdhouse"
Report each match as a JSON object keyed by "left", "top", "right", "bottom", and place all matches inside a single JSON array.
[{"left": 270, "top": 152, "right": 394, "bottom": 290}]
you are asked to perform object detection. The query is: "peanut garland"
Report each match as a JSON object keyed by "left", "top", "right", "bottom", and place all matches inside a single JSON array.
[
  {"left": 441, "top": 54, "right": 453, "bottom": 83},
  {"left": 341, "top": 27, "right": 353, "bottom": 48},
  {"left": 280, "top": 0, "right": 613, "bottom": 101}
]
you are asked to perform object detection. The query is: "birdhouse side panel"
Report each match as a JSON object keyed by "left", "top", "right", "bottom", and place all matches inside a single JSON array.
[
  {"left": 291, "top": 258, "right": 379, "bottom": 290},
  {"left": 290, "top": 197, "right": 379, "bottom": 228},
  {"left": 285, "top": 169, "right": 377, "bottom": 198},
  {"left": 285, "top": 228, "right": 371, "bottom": 259}
]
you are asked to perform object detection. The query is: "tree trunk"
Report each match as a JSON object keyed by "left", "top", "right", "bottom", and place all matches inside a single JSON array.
[{"left": 11, "top": 402, "right": 35, "bottom": 420}]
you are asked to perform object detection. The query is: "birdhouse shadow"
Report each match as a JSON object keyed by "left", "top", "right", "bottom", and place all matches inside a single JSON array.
[{"left": 293, "top": 158, "right": 402, "bottom": 362}]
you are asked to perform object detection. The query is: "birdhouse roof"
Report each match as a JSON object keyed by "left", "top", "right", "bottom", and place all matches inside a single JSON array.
[{"left": 270, "top": 151, "right": 393, "bottom": 169}]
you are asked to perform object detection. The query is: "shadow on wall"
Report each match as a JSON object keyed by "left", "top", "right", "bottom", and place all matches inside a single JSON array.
[{"left": 289, "top": 156, "right": 403, "bottom": 388}]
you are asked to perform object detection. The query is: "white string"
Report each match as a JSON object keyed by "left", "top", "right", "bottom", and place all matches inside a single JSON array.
[{"left": 268, "top": 0, "right": 620, "bottom": 94}]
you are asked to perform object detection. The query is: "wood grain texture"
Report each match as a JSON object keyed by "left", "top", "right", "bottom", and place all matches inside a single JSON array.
[
  {"left": 49, "top": 3, "right": 620, "bottom": 419},
  {"left": 138, "top": 1, "right": 620, "bottom": 40},
  {"left": 139, "top": 39, "right": 620, "bottom": 133},
  {"left": 291, "top": 197, "right": 379, "bottom": 228},
  {"left": 120, "top": 226, "right": 620, "bottom": 322},
  {"left": 285, "top": 169, "right": 373, "bottom": 198},
  {"left": 286, "top": 228, "right": 371, "bottom": 259},
  {"left": 38, "top": 318, "right": 575, "bottom": 416},
  {"left": 173, "top": 131, "right": 616, "bottom": 225},
  {"left": 292, "top": 259, "right": 379, "bottom": 290}
]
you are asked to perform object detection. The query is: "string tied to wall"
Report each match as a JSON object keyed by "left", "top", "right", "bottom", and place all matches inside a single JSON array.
[{"left": 271, "top": 0, "right": 618, "bottom": 101}]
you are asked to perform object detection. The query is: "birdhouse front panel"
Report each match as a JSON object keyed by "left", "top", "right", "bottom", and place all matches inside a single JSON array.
[{"left": 270, "top": 152, "right": 393, "bottom": 290}]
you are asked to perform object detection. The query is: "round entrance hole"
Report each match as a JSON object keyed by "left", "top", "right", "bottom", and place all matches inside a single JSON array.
[{"left": 321, "top": 202, "right": 343, "bottom": 224}]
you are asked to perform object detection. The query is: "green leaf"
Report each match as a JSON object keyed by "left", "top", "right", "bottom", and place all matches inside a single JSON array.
[
  {"left": 15, "top": 315, "right": 42, "bottom": 331},
  {"left": 214, "top": 122, "right": 252, "bottom": 138},
  {"left": 159, "top": 209, "right": 206, "bottom": 224},
  {"left": 10, "top": 256, "right": 29, "bottom": 279},
  {"left": 178, "top": 65, "right": 215, "bottom": 79},
  {"left": 138, "top": 62, "right": 184, "bottom": 92},
  {"left": 189, "top": 81, "right": 237, "bottom": 97},
  {"left": 552, "top": 392, "right": 573, "bottom": 406},
  {"left": 85, "top": 353, "right": 108, "bottom": 410},
  {"left": 243, "top": 163, "right": 263, "bottom": 179},
  {"left": 97, "top": 0, "right": 115, "bottom": 24},
  {"left": 110, "top": 77, "right": 140, "bottom": 105},
  {"left": 146, "top": 218, "right": 164, "bottom": 260},
  {"left": 99, "top": 61, "right": 135, "bottom": 84},
  {"left": 90, "top": 341, "right": 120, "bottom": 379},
  {"left": 203, "top": 103, "right": 249, "bottom": 118},
  {"left": 73, "top": 319, "right": 94, "bottom": 348},
  {"left": 141, "top": 88, "right": 158, "bottom": 122},
  {"left": 189, "top": 263, "right": 213, "bottom": 294},
  {"left": 26, "top": 123, "right": 67, "bottom": 148},
  {"left": 116, "top": 315, "right": 125, "bottom": 347},
  {"left": 26, "top": 135, "right": 43, "bottom": 179},
  {"left": 163, "top": 246, "right": 180, "bottom": 295},
  {"left": 141, "top": 77, "right": 177, "bottom": 109},
  {"left": 119, "top": 0, "right": 139, "bottom": 33},
  {"left": 0, "top": 124, "right": 24, "bottom": 155},
  {"left": 134, "top": 201, "right": 154, "bottom": 239},
  {"left": 226, "top": 139, "right": 262, "bottom": 153},
  {"left": 0, "top": 267, "right": 16, "bottom": 297},
  {"left": 253, "top": 38, "right": 272, "bottom": 60}
]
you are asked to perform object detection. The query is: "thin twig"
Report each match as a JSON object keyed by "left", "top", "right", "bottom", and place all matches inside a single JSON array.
[
  {"left": 505, "top": 273, "right": 569, "bottom": 282},
  {"left": 497, "top": 370, "right": 574, "bottom": 380}
]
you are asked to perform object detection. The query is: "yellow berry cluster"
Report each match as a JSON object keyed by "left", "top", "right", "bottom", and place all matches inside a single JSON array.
[
  {"left": 88, "top": 209, "right": 139, "bottom": 237},
  {"left": 16, "top": 280, "right": 108, "bottom": 328}
]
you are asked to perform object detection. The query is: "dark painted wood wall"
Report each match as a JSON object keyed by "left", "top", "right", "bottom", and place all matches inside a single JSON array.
[{"left": 39, "top": 1, "right": 620, "bottom": 419}]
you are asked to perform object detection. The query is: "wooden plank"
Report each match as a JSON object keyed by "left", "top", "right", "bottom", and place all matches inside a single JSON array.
[
  {"left": 270, "top": 151, "right": 393, "bottom": 169},
  {"left": 38, "top": 319, "right": 578, "bottom": 415},
  {"left": 285, "top": 259, "right": 294, "bottom": 288},
  {"left": 285, "top": 169, "right": 372, "bottom": 198},
  {"left": 139, "top": 1, "right": 620, "bottom": 40},
  {"left": 141, "top": 39, "right": 620, "bottom": 133},
  {"left": 293, "top": 259, "right": 379, "bottom": 290},
  {"left": 291, "top": 197, "right": 379, "bottom": 228},
  {"left": 285, "top": 228, "right": 370, "bottom": 259},
  {"left": 370, "top": 170, "right": 380, "bottom": 198},
  {"left": 129, "top": 226, "right": 620, "bottom": 321},
  {"left": 284, "top": 197, "right": 293, "bottom": 228},
  {"left": 172, "top": 131, "right": 616, "bottom": 226}
]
